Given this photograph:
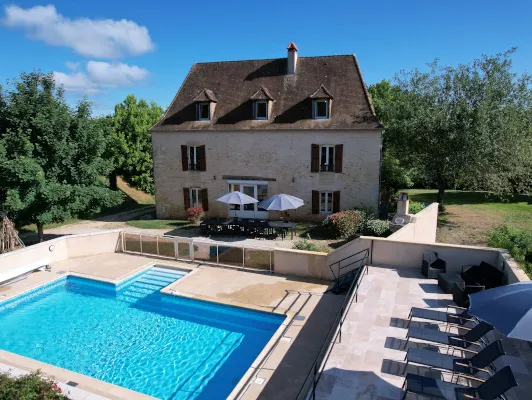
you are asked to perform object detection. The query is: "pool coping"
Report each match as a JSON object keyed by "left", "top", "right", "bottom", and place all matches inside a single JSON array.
[{"left": 0, "top": 261, "right": 293, "bottom": 400}]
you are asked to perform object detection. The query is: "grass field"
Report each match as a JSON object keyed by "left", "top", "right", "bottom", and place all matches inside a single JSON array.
[{"left": 406, "top": 189, "right": 532, "bottom": 246}]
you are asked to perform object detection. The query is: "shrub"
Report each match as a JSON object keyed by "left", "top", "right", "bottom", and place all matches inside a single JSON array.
[
  {"left": 0, "top": 371, "right": 68, "bottom": 399},
  {"left": 488, "top": 225, "right": 532, "bottom": 277},
  {"left": 408, "top": 201, "right": 425, "bottom": 215},
  {"left": 364, "top": 219, "right": 391, "bottom": 237},
  {"left": 293, "top": 238, "right": 321, "bottom": 252},
  {"left": 185, "top": 206, "right": 205, "bottom": 224},
  {"left": 325, "top": 210, "right": 361, "bottom": 239}
]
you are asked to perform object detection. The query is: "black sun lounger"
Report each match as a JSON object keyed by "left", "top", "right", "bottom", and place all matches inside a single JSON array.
[
  {"left": 402, "top": 365, "right": 517, "bottom": 400},
  {"left": 404, "top": 321, "right": 493, "bottom": 351},
  {"left": 407, "top": 306, "right": 474, "bottom": 329},
  {"left": 404, "top": 340, "right": 505, "bottom": 378}
]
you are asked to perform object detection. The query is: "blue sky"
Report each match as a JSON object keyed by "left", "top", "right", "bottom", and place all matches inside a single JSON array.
[{"left": 1, "top": 0, "right": 531, "bottom": 115}]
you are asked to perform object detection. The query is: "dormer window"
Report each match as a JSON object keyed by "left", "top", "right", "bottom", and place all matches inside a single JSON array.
[
  {"left": 250, "top": 86, "right": 274, "bottom": 120},
  {"left": 310, "top": 84, "right": 334, "bottom": 120},
  {"left": 254, "top": 101, "right": 268, "bottom": 120},
  {"left": 313, "top": 100, "right": 329, "bottom": 119},
  {"left": 197, "top": 102, "right": 210, "bottom": 121},
  {"left": 193, "top": 88, "right": 217, "bottom": 121}
]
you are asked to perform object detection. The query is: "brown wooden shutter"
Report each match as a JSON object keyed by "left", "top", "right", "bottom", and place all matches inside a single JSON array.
[
  {"left": 198, "top": 145, "right": 206, "bottom": 171},
  {"left": 311, "top": 144, "right": 319, "bottom": 172},
  {"left": 200, "top": 188, "right": 209, "bottom": 211},
  {"left": 183, "top": 188, "right": 191, "bottom": 209},
  {"left": 181, "top": 145, "right": 189, "bottom": 171},
  {"left": 333, "top": 191, "right": 341, "bottom": 213},
  {"left": 335, "top": 144, "right": 343, "bottom": 173},
  {"left": 312, "top": 190, "right": 319, "bottom": 214}
]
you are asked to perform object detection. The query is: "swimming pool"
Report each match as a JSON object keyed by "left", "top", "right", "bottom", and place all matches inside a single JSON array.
[{"left": 0, "top": 267, "right": 284, "bottom": 399}]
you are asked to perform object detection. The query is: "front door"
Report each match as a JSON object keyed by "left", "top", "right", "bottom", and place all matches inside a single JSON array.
[{"left": 228, "top": 182, "right": 269, "bottom": 219}]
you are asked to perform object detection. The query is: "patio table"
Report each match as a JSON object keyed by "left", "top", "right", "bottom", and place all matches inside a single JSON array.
[
  {"left": 268, "top": 221, "right": 296, "bottom": 240},
  {"left": 200, "top": 219, "right": 295, "bottom": 239},
  {"left": 437, "top": 272, "right": 465, "bottom": 294}
]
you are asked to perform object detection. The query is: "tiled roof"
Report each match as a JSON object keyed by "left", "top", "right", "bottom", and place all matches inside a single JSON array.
[{"left": 152, "top": 55, "right": 381, "bottom": 131}]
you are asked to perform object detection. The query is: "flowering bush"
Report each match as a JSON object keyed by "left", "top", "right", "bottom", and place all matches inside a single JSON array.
[
  {"left": 0, "top": 371, "right": 68, "bottom": 399},
  {"left": 185, "top": 206, "right": 205, "bottom": 224},
  {"left": 325, "top": 210, "right": 361, "bottom": 239}
]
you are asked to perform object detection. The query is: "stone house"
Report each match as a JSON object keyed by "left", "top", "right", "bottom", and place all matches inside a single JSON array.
[{"left": 150, "top": 43, "right": 382, "bottom": 220}]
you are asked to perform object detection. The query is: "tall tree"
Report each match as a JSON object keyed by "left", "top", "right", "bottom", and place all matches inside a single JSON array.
[
  {"left": 372, "top": 50, "right": 532, "bottom": 208},
  {"left": 109, "top": 94, "right": 163, "bottom": 194},
  {"left": 0, "top": 72, "right": 123, "bottom": 241}
]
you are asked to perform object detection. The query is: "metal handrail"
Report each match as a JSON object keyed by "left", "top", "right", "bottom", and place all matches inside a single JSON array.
[
  {"left": 328, "top": 248, "right": 369, "bottom": 282},
  {"left": 295, "top": 261, "right": 369, "bottom": 400}
]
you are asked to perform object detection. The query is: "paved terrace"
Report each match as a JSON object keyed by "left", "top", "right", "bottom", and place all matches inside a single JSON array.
[{"left": 315, "top": 266, "right": 532, "bottom": 400}]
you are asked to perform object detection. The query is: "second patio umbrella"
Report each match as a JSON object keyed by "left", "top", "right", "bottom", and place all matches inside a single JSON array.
[
  {"left": 258, "top": 194, "right": 304, "bottom": 211},
  {"left": 468, "top": 281, "right": 532, "bottom": 341}
]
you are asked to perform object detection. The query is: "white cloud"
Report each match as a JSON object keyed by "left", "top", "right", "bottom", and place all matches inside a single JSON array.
[
  {"left": 86, "top": 61, "right": 149, "bottom": 87},
  {"left": 3, "top": 5, "right": 154, "bottom": 58},
  {"left": 53, "top": 61, "right": 149, "bottom": 94},
  {"left": 65, "top": 61, "right": 80, "bottom": 71}
]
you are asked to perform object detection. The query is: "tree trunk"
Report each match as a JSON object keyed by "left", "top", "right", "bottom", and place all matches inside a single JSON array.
[
  {"left": 109, "top": 173, "right": 118, "bottom": 191},
  {"left": 37, "top": 223, "right": 44, "bottom": 243},
  {"left": 437, "top": 184, "right": 446, "bottom": 211}
]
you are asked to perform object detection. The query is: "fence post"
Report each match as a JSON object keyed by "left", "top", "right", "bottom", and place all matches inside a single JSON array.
[
  {"left": 242, "top": 246, "right": 245, "bottom": 269},
  {"left": 139, "top": 234, "right": 143, "bottom": 254},
  {"left": 121, "top": 231, "right": 125, "bottom": 252},
  {"left": 190, "top": 239, "right": 195, "bottom": 261},
  {"left": 156, "top": 236, "right": 159, "bottom": 256},
  {"left": 269, "top": 250, "right": 272, "bottom": 274},
  {"left": 174, "top": 238, "right": 178, "bottom": 260},
  {"left": 216, "top": 244, "right": 219, "bottom": 265}
]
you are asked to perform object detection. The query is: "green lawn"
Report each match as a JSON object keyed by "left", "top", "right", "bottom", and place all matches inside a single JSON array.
[
  {"left": 405, "top": 189, "right": 532, "bottom": 245},
  {"left": 125, "top": 219, "right": 192, "bottom": 230}
]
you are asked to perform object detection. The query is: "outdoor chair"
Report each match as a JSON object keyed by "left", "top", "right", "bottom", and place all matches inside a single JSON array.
[
  {"left": 462, "top": 262, "right": 504, "bottom": 290},
  {"left": 404, "top": 321, "right": 493, "bottom": 351},
  {"left": 407, "top": 306, "right": 474, "bottom": 330},
  {"left": 452, "top": 281, "right": 485, "bottom": 308},
  {"left": 422, "top": 252, "right": 447, "bottom": 279},
  {"left": 404, "top": 340, "right": 505, "bottom": 380},
  {"left": 401, "top": 365, "right": 517, "bottom": 400}
]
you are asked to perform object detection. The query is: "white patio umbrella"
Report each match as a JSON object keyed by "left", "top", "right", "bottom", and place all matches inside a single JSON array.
[
  {"left": 258, "top": 194, "right": 304, "bottom": 211},
  {"left": 216, "top": 191, "right": 258, "bottom": 217}
]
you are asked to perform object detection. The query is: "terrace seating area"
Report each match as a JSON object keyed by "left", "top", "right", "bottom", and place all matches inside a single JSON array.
[
  {"left": 314, "top": 266, "right": 531, "bottom": 400},
  {"left": 200, "top": 218, "right": 296, "bottom": 239}
]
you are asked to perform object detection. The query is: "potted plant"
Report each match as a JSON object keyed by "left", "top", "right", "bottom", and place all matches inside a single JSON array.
[{"left": 186, "top": 206, "right": 205, "bottom": 225}]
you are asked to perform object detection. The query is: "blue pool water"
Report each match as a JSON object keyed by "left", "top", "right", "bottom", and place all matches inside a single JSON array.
[{"left": 0, "top": 267, "right": 284, "bottom": 399}]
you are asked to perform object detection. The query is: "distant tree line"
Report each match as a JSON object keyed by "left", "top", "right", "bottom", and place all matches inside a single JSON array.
[{"left": 370, "top": 48, "right": 532, "bottom": 209}]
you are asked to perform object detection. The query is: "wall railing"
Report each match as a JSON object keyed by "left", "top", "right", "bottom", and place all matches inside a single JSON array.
[{"left": 120, "top": 231, "right": 275, "bottom": 273}]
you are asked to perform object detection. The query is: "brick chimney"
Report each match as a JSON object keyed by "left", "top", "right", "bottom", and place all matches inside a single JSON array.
[{"left": 287, "top": 42, "right": 298, "bottom": 75}]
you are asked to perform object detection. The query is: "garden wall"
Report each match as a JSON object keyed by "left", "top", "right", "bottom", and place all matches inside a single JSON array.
[
  {"left": 387, "top": 203, "right": 439, "bottom": 243},
  {"left": 0, "top": 231, "right": 122, "bottom": 275},
  {"left": 274, "top": 248, "right": 330, "bottom": 280}
]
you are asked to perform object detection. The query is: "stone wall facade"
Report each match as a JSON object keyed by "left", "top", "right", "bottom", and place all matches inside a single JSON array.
[{"left": 151, "top": 129, "right": 382, "bottom": 219}]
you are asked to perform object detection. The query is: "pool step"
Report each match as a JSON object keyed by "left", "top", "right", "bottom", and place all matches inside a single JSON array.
[{"left": 117, "top": 267, "right": 185, "bottom": 304}]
